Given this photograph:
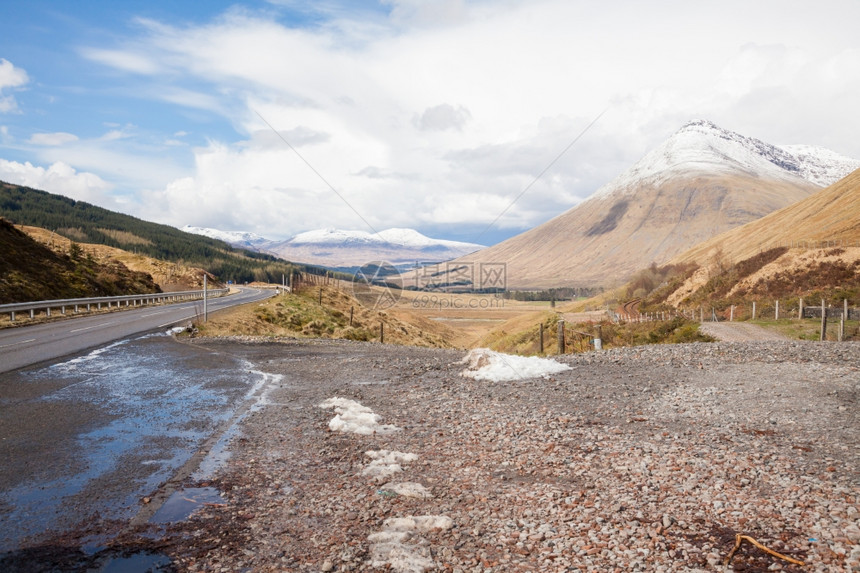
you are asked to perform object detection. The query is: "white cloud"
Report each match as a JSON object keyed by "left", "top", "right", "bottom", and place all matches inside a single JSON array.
[
  {"left": 0, "top": 159, "right": 113, "bottom": 204},
  {"left": 0, "top": 59, "right": 29, "bottom": 113},
  {"left": 28, "top": 132, "right": 80, "bottom": 146},
  {"left": 79, "top": 48, "right": 161, "bottom": 75},
  {"left": 58, "top": 1, "right": 860, "bottom": 239},
  {"left": 414, "top": 104, "right": 471, "bottom": 131}
]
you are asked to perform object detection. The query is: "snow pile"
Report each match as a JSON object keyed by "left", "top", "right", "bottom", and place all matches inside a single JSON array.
[
  {"left": 459, "top": 348, "right": 571, "bottom": 382},
  {"left": 318, "top": 398, "right": 400, "bottom": 435},
  {"left": 368, "top": 515, "right": 454, "bottom": 573},
  {"left": 362, "top": 450, "right": 418, "bottom": 482},
  {"left": 380, "top": 482, "right": 433, "bottom": 499}
]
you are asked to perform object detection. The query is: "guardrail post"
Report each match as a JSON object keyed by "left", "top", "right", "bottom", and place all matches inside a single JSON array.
[
  {"left": 74, "top": 304, "right": 79, "bottom": 313},
  {"left": 10, "top": 311, "right": 15, "bottom": 322},
  {"left": 30, "top": 309, "right": 34, "bottom": 319},
  {"left": 47, "top": 307, "right": 51, "bottom": 317},
  {"left": 61, "top": 306, "right": 65, "bottom": 315}
]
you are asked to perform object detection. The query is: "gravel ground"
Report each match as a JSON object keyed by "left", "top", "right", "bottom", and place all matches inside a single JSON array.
[
  {"left": 121, "top": 339, "right": 860, "bottom": 571},
  {"left": 698, "top": 323, "right": 792, "bottom": 342}
]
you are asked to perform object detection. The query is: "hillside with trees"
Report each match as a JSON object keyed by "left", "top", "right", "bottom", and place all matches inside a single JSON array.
[
  {"left": 0, "top": 181, "right": 336, "bottom": 284},
  {"left": 0, "top": 218, "right": 160, "bottom": 303}
]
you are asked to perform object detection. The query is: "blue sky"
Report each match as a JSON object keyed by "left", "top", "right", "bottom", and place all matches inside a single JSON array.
[{"left": 2, "top": 1, "right": 860, "bottom": 245}]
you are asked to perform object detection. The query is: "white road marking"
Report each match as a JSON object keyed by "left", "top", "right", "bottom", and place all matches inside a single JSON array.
[
  {"left": 0, "top": 338, "right": 36, "bottom": 349},
  {"left": 71, "top": 322, "right": 116, "bottom": 333}
]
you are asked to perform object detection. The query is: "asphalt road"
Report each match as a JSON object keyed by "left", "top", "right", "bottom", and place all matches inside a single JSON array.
[{"left": 0, "top": 287, "right": 273, "bottom": 374}]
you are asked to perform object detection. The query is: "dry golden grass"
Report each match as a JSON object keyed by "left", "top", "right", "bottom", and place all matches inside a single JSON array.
[
  {"left": 671, "top": 168, "right": 860, "bottom": 269},
  {"left": 96, "top": 228, "right": 153, "bottom": 246},
  {"left": 662, "top": 169, "right": 860, "bottom": 305},
  {"left": 21, "top": 225, "right": 216, "bottom": 291},
  {"left": 198, "top": 283, "right": 460, "bottom": 349}
]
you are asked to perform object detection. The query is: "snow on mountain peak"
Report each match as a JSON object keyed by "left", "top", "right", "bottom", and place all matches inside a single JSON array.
[
  {"left": 288, "top": 227, "right": 484, "bottom": 251},
  {"left": 182, "top": 225, "right": 268, "bottom": 246},
  {"left": 593, "top": 120, "right": 859, "bottom": 199},
  {"left": 777, "top": 144, "right": 860, "bottom": 187}
]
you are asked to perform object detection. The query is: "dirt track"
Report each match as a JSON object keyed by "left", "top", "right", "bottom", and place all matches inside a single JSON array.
[{"left": 698, "top": 322, "right": 792, "bottom": 342}]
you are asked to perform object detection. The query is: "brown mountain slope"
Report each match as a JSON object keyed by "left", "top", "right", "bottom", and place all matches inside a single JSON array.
[
  {"left": 426, "top": 174, "right": 816, "bottom": 290},
  {"left": 405, "top": 120, "right": 860, "bottom": 290},
  {"left": 669, "top": 167, "right": 860, "bottom": 267}
]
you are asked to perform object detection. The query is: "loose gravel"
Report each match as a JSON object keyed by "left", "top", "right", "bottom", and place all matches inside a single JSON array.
[{"left": 153, "top": 338, "right": 859, "bottom": 572}]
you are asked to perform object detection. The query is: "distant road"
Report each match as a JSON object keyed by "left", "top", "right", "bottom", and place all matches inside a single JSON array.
[
  {"left": 699, "top": 321, "right": 792, "bottom": 342},
  {"left": 0, "top": 287, "right": 273, "bottom": 374}
]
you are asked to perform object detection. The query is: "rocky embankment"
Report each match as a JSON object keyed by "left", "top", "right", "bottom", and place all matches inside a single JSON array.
[{"left": 155, "top": 339, "right": 859, "bottom": 572}]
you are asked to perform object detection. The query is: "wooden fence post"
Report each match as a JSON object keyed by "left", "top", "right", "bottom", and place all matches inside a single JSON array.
[
  {"left": 820, "top": 299, "right": 827, "bottom": 341},
  {"left": 539, "top": 323, "right": 544, "bottom": 354},
  {"left": 349, "top": 306, "right": 354, "bottom": 327},
  {"left": 557, "top": 318, "right": 565, "bottom": 355},
  {"left": 799, "top": 297, "right": 804, "bottom": 319},
  {"left": 380, "top": 322, "right": 384, "bottom": 344}
]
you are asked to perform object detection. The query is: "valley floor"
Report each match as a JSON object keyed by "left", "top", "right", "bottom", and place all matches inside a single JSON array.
[{"left": 6, "top": 338, "right": 860, "bottom": 572}]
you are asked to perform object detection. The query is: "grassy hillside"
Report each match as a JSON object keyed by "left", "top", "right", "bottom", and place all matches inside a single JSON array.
[
  {"left": 197, "top": 281, "right": 458, "bottom": 349},
  {"left": 20, "top": 224, "right": 219, "bottom": 293},
  {"left": 0, "top": 181, "right": 335, "bottom": 284},
  {"left": 0, "top": 218, "right": 160, "bottom": 303},
  {"left": 670, "top": 167, "right": 860, "bottom": 267}
]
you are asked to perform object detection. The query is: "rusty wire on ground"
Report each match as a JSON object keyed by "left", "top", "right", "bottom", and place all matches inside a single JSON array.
[{"left": 724, "top": 533, "right": 805, "bottom": 567}]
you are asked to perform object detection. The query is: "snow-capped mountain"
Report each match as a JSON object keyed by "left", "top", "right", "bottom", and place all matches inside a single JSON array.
[
  {"left": 182, "top": 224, "right": 484, "bottom": 271},
  {"left": 268, "top": 228, "right": 485, "bottom": 270},
  {"left": 288, "top": 227, "right": 482, "bottom": 251},
  {"left": 777, "top": 144, "right": 860, "bottom": 187},
  {"left": 414, "top": 120, "right": 859, "bottom": 289},
  {"left": 182, "top": 225, "right": 271, "bottom": 250},
  {"left": 596, "top": 119, "right": 860, "bottom": 198}
]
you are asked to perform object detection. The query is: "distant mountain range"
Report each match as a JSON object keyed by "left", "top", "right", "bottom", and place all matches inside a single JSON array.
[
  {"left": 417, "top": 119, "right": 860, "bottom": 289},
  {"left": 181, "top": 226, "right": 485, "bottom": 272}
]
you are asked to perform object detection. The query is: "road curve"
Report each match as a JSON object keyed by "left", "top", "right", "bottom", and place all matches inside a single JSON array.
[{"left": 0, "top": 287, "right": 273, "bottom": 374}]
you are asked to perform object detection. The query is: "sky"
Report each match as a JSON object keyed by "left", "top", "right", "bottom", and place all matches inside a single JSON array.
[{"left": 1, "top": 0, "right": 859, "bottom": 245}]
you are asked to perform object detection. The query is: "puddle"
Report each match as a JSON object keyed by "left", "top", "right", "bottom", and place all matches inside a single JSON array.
[
  {"left": 149, "top": 487, "right": 224, "bottom": 523},
  {"left": 96, "top": 551, "right": 173, "bottom": 572}
]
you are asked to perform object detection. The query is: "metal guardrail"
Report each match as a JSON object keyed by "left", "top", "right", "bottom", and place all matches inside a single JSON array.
[{"left": 0, "top": 288, "right": 229, "bottom": 322}]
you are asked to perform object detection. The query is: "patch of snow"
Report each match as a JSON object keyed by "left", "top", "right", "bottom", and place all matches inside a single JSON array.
[
  {"left": 369, "top": 515, "right": 454, "bottom": 573},
  {"left": 318, "top": 398, "right": 400, "bottom": 435},
  {"left": 459, "top": 348, "right": 571, "bottom": 382},
  {"left": 380, "top": 482, "right": 433, "bottom": 499},
  {"left": 362, "top": 450, "right": 418, "bottom": 482}
]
